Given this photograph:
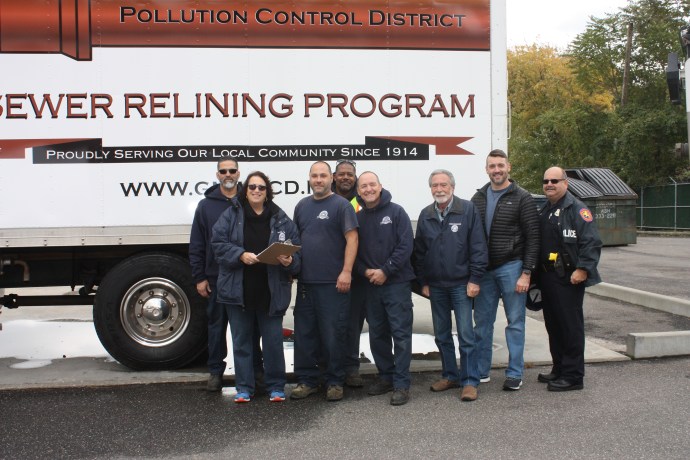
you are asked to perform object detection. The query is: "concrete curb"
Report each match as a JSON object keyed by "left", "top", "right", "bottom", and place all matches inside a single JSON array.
[
  {"left": 587, "top": 282, "right": 690, "bottom": 318},
  {"left": 627, "top": 331, "right": 690, "bottom": 359},
  {"left": 587, "top": 283, "right": 690, "bottom": 359}
]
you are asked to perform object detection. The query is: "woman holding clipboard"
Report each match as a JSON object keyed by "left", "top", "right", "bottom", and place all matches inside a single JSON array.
[{"left": 211, "top": 171, "right": 301, "bottom": 403}]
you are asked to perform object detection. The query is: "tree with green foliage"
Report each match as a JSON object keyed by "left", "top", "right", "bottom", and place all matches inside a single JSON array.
[{"left": 509, "top": 0, "right": 690, "bottom": 191}]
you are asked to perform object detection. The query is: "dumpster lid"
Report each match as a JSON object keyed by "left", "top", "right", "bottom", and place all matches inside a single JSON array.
[
  {"left": 565, "top": 178, "right": 604, "bottom": 199},
  {"left": 566, "top": 168, "right": 637, "bottom": 197}
]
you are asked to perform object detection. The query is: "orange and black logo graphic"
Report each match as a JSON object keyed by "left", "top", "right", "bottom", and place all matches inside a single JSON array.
[
  {"left": 579, "top": 208, "right": 593, "bottom": 222},
  {"left": 0, "top": 0, "right": 491, "bottom": 61}
]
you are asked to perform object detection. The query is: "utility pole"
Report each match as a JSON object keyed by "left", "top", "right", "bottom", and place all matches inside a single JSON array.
[
  {"left": 667, "top": 24, "right": 690, "bottom": 162},
  {"left": 679, "top": 24, "right": 690, "bottom": 160},
  {"left": 621, "top": 22, "right": 633, "bottom": 108}
]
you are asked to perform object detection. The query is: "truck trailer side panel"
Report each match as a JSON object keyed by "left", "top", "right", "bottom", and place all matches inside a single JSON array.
[{"left": 0, "top": 0, "right": 507, "bottom": 369}]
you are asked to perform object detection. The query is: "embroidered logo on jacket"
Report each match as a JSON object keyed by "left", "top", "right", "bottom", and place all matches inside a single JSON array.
[
  {"left": 380, "top": 216, "right": 392, "bottom": 225},
  {"left": 563, "top": 229, "right": 577, "bottom": 238},
  {"left": 450, "top": 223, "right": 461, "bottom": 232},
  {"left": 278, "top": 231, "right": 286, "bottom": 241},
  {"left": 317, "top": 211, "right": 329, "bottom": 220},
  {"left": 579, "top": 208, "right": 593, "bottom": 222}
]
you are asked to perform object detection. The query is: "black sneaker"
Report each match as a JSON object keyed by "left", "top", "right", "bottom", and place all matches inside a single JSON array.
[
  {"left": 367, "top": 379, "right": 394, "bottom": 395},
  {"left": 390, "top": 388, "right": 410, "bottom": 406},
  {"left": 503, "top": 377, "right": 523, "bottom": 391},
  {"left": 206, "top": 374, "right": 223, "bottom": 392}
]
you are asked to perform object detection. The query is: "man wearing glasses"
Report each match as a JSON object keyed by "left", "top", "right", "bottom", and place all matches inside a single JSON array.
[
  {"left": 190, "top": 158, "right": 261, "bottom": 391},
  {"left": 537, "top": 167, "right": 602, "bottom": 392}
]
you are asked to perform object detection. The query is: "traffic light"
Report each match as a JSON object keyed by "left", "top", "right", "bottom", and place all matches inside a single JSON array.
[{"left": 666, "top": 52, "right": 682, "bottom": 105}]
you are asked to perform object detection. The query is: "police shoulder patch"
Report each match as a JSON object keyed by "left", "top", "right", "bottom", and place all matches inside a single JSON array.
[{"left": 579, "top": 208, "right": 593, "bottom": 222}]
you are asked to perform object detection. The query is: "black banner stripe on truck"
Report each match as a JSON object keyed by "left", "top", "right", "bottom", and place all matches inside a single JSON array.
[{"left": 29, "top": 136, "right": 473, "bottom": 164}]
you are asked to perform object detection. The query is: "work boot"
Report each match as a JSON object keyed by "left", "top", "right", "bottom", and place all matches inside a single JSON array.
[
  {"left": 345, "top": 372, "right": 364, "bottom": 388},
  {"left": 206, "top": 374, "right": 223, "bottom": 392},
  {"left": 390, "top": 388, "right": 410, "bottom": 406},
  {"left": 290, "top": 383, "right": 319, "bottom": 400},
  {"left": 367, "top": 378, "right": 394, "bottom": 396},
  {"left": 326, "top": 385, "right": 344, "bottom": 401}
]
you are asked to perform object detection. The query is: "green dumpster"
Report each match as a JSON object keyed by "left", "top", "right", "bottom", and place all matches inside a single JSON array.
[{"left": 565, "top": 168, "right": 637, "bottom": 246}]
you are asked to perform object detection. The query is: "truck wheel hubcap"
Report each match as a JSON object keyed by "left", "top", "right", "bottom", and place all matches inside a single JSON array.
[{"left": 120, "top": 278, "right": 190, "bottom": 347}]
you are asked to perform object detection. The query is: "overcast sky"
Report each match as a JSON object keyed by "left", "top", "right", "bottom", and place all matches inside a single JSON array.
[{"left": 506, "top": 0, "right": 631, "bottom": 49}]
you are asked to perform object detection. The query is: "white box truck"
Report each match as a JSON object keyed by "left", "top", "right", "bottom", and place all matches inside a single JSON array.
[{"left": 0, "top": 0, "right": 507, "bottom": 369}]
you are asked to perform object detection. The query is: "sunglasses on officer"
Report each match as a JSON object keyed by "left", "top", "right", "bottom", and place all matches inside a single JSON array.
[
  {"left": 542, "top": 178, "right": 566, "bottom": 185},
  {"left": 218, "top": 168, "right": 238, "bottom": 175}
]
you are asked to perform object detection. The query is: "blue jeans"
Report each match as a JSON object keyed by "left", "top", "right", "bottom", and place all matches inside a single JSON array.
[
  {"left": 366, "top": 282, "right": 413, "bottom": 389},
  {"left": 293, "top": 283, "right": 349, "bottom": 387},
  {"left": 207, "top": 287, "right": 263, "bottom": 376},
  {"left": 474, "top": 260, "right": 526, "bottom": 379},
  {"left": 206, "top": 289, "right": 228, "bottom": 375},
  {"left": 226, "top": 304, "right": 286, "bottom": 395},
  {"left": 344, "top": 277, "right": 367, "bottom": 375},
  {"left": 429, "top": 285, "right": 479, "bottom": 386}
]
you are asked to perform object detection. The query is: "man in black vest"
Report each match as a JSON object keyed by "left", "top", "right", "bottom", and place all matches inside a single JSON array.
[{"left": 471, "top": 149, "right": 540, "bottom": 391}]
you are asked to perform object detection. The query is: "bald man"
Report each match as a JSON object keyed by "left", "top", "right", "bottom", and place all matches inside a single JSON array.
[{"left": 537, "top": 166, "right": 602, "bottom": 392}]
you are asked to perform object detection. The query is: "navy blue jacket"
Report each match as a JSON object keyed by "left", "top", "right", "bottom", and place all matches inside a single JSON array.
[
  {"left": 211, "top": 201, "right": 301, "bottom": 316},
  {"left": 413, "top": 196, "right": 488, "bottom": 288},
  {"left": 354, "top": 189, "right": 415, "bottom": 284},
  {"left": 189, "top": 183, "right": 242, "bottom": 287},
  {"left": 539, "top": 191, "right": 602, "bottom": 287}
]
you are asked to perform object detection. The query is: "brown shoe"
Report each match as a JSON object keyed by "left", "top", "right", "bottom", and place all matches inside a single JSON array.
[
  {"left": 460, "top": 385, "right": 478, "bottom": 402},
  {"left": 430, "top": 378, "right": 460, "bottom": 392}
]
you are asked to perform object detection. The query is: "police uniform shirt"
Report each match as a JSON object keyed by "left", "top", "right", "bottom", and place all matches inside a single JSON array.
[{"left": 539, "top": 196, "right": 565, "bottom": 264}]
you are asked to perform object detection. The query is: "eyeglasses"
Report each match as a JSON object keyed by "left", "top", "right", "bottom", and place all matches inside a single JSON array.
[
  {"left": 218, "top": 168, "right": 238, "bottom": 175},
  {"left": 247, "top": 184, "right": 267, "bottom": 191},
  {"left": 336, "top": 159, "right": 356, "bottom": 167},
  {"left": 542, "top": 179, "right": 565, "bottom": 185}
]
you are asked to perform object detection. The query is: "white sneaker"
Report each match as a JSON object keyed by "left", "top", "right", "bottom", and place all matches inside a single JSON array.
[{"left": 480, "top": 376, "right": 491, "bottom": 383}]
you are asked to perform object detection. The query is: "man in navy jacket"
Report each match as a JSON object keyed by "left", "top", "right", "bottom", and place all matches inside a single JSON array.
[
  {"left": 537, "top": 166, "right": 602, "bottom": 391},
  {"left": 189, "top": 158, "right": 261, "bottom": 391},
  {"left": 355, "top": 171, "right": 415, "bottom": 406},
  {"left": 413, "top": 169, "right": 488, "bottom": 402}
]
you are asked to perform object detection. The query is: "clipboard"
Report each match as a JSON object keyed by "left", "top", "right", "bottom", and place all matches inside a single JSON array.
[{"left": 256, "top": 242, "right": 301, "bottom": 265}]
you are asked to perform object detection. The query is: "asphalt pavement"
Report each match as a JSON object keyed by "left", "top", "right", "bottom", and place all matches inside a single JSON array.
[
  {"left": 2, "top": 234, "right": 690, "bottom": 458},
  {"left": 1, "top": 357, "right": 689, "bottom": 459}
]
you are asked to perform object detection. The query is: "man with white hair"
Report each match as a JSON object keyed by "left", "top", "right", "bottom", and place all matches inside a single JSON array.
[{"left": 413, "top": 169, "right": 488, "bottom": 402}]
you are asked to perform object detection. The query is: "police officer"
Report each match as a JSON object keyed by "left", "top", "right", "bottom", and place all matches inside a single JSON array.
[{"left": 537, "top": 167, "right": 602, "bottom": 392}]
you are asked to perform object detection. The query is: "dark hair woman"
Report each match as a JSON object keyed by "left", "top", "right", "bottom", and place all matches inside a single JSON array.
[{"left": 211, "top": 171, "right": 301, "bottom": 403}]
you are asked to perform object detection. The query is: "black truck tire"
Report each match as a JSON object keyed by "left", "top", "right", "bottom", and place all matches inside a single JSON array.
[{"left": 93, "top": 252, "right": 208, "bottom": 370}]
